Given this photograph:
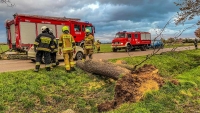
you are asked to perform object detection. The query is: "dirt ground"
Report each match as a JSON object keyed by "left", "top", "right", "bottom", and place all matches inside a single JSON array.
[{"left": 97, "top": 63, "right": 165, "bottom": 112}]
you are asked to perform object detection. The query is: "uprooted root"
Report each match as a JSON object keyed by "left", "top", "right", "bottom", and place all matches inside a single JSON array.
[{"left": 97, "top": 64, "right": 165, "bottom": 112}]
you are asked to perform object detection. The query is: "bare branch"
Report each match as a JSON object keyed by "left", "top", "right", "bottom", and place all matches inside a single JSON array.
[
  {"left": 170, "top": 24, "right": 196, "bottom": 52},
  {"left": 175, "top": 0, "right": 200, "bottom": 25},
  {"left": 1, "top": 0, "right": 15, "bottom": 7}
]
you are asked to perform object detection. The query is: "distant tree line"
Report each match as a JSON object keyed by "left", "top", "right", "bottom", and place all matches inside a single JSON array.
[{"left": 161, "top": 38, "right": 198, "bottom": 43}]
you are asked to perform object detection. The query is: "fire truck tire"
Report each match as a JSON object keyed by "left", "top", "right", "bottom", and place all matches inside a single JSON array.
[
  {"left": 140, "top": 46, "right": 147, "bottom": 51},
  {"left": 112, "top": 48, "right": 117, "bottom": 52},
  {"left": 126, "top": 44, "right": 132, "bottom": 52}
]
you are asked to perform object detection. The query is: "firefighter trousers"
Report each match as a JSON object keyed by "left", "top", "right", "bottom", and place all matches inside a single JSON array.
[
  {"left": 50, "top": 52, "right": 57, "bottom": 67},
  {"left": 83, "top": 49, "right": 93, "bottom": 60},
  {"left": 35, "top": 51, "right": 51, "bottom": 70},
  {"left": 63, "top": 50, "right": 75, "bottom": 71}
]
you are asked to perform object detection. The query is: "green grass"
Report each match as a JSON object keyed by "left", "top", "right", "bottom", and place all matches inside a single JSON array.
[
  {"left": 0, "top": 44, "right": 9, "bottom": 54},
  {"left": 1, "top": 49, "right": 200, "bottom": 113},
  {"left": 164, "top": 43, "right": 195, "bottom": 48},
  {"left": 0, "top": 67, "right": 116, "bottom": 113},
  {"left": 98, "top": 43, "right": 197, "bottom": 53},
  {"left": 95, "top": 44, "right": 112, "bottom": 53}
]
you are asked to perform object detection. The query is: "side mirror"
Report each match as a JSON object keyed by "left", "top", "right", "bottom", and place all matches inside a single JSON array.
[{"left": 93, "top": 26, "right": 95, "bottom": 33}]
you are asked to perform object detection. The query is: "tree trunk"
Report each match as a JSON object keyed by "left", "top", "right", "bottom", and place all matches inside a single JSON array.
[{"left": 76, "top": 60, "right": 131, "bottom": 80}]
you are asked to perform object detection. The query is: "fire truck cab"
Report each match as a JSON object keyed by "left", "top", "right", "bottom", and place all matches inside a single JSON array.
[
  {"left": 111, "top": 31, "right": 151, "bottom": 52},
  {"left": 5, "top": 13, "right": 95, "bottom": 52}
]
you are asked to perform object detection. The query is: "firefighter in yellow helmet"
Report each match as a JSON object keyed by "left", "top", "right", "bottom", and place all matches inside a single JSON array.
[
  {"left": 94, "top": 39, "right": 101, "bottom": 53},
  {"left": 59, "top": 26, "right": 76, "bottom": 72},
  {"left": 83, "top": 29, "right": 95, "bottom": 60}
]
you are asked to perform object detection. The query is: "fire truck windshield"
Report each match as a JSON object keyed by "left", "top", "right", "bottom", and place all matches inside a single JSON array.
[
  {"left": 115, "top": 33, "right": 125, "bottom": 38},
  {"left": 85, "top": 26, "right": 93, "bottom": 33}
]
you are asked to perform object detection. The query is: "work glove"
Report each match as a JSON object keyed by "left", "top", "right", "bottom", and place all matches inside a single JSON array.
[
  {"left": 59, "top": 51, "right": 62, "bottom": 55},
  {"left": 34, "top": 45, "right": 37, "bottom": 52},
  {"left": 59, "top": 49, "right": 62, "bottom": 55},
  {"left": 72, "top": 42, "right": 75, "bottom": 47}
]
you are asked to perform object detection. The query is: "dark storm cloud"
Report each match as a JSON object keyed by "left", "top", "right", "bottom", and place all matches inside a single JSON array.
[{"left": 0, "top": 0, "right": 196, "bottom": 42}]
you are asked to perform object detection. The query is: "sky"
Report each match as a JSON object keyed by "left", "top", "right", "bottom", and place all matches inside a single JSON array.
[{"left": 0, "top": 0, "right": 199, "bottom": 43}]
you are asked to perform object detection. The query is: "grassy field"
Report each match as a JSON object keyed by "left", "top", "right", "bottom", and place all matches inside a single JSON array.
[
  {"left": 0, "top": 44, "right": 9, "bottom": 54},
  {"left": 98, "top": 43, "right": 197, "bottom": 53},
  {"left": 0, "top": 49, "right": 200, "bottom": 112}
]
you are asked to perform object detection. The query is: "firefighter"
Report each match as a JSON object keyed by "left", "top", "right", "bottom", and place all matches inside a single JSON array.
[
  {"left": 59, "top": 26, "right": 76, "bottom": 72},
  {"left": 49, "top": 28, "right": 59, "bottom": 67},
  {"left": 83, "top": 29, "right": 95, "bottom": 60},
  {"left": 34, "top": 26, "right": 55, "bottom": 72},
  {"left": 94, "top": 40, "right": 101, "bottom": 53},
  {"left": 194, "top": 38, "right": 198, "bottom": 49}
]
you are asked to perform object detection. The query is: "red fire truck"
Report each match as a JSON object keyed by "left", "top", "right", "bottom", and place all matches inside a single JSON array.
[
  {"left": 5, "top": 13, "right": 95, "bottom": 52},
  {"left": 111, "top": 31, "right": 151, "bottom": 52}
]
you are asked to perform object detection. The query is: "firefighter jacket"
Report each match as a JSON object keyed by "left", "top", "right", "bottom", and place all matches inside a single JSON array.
[
  {"left": 34, "top": 33, "right": 55, "bottom": 52},
  {"left": 59, "top": 33, "right": 75, "bottom": 53},
  {"left": 84, "top": 34, "right": 94, "bottom": 49},
  {"left": 94, "top": 41, "right": 101, "bottom": 48}
]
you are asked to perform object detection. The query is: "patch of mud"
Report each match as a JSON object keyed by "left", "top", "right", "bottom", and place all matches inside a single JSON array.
[
  {"left": 97, "top": 64, "right": 165, "bottom": 112},
  {"left": 115, "top": 60, "right": 127, "bottom": 64}
]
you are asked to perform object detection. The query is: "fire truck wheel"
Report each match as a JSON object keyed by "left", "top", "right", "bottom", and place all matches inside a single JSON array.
[
  {"left": 112, "top": 48, "right": 117, "bottom": 52},
  {"left": 126, "top": 44, "right": 132, "bottom": 52},
  {"left": 75, "top": 51, "right": 83, "bottom": 60},
  {"left": 140, "top": 46, "right": 147, "bottom": 51}
]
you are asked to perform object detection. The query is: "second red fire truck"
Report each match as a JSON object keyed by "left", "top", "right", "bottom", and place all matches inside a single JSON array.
[{"left": 111, "top": 31, "right": 151, "bottom": 52}]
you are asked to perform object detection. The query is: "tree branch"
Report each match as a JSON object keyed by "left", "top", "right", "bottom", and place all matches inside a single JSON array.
[{"left": 1, "top": 0, "right": 15, "bottom": 7}]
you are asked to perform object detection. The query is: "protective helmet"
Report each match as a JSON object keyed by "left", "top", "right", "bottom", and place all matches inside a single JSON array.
[
  {"left": 85, "top": 29, "right": 90, "bottom": 33},
  {"left": 49, "top": 28, "right": 53, "bottom": 33},
  {"left": 41, "top": 26, "right": 48, "bottom": 32},
  {"left": 62, "top": 26, "right": 69, "bottom": 32}
]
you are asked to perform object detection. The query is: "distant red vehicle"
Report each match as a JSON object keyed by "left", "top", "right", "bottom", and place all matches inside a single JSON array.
[
  {"left": 111, "top": 31, "right": 151, "bottom": 52},
  {"left": 5, "top": 13, "right": 95, "bottom": 52}
]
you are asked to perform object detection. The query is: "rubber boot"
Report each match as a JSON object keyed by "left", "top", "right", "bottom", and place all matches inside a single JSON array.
[
  {"left": 34, "top": 65, "right": 40, "bottom": 72},
  {"left": 70, "top": 67, "right": 76, "bottom": 71},
  {"left": 56, "top": 61, "right": 59, "bottom": 66},
  {"left": 46, "top": 67, "right": 51, "bottom": 71},
  {"left": 66, "top": 69, "right": 71, "bottom": 73},
  {"left": 82, "top": 54, "right": 86, "bottom": 61},
  {"left": 89, "top": 54, "right": 92, "bottom": 60},
  {"left": 52, "top": 63, "right": 57, "bottom": 67}
]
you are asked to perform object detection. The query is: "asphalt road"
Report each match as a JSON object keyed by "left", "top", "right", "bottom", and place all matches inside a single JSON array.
[{"left": 0, "top": 46, "right": 195, "bottom": 73}]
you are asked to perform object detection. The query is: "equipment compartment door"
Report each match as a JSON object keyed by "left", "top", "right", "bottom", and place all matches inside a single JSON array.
[
  {"left": 20, "top": 22, "right": 36, "bottom": 44},
  {"left": 10, "top": 24, "right": 15, "bottom": 44}
]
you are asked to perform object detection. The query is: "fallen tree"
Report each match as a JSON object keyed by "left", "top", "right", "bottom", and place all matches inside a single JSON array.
[{"left": 76, "top": 59, "right": 131, "bottom": 80}]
